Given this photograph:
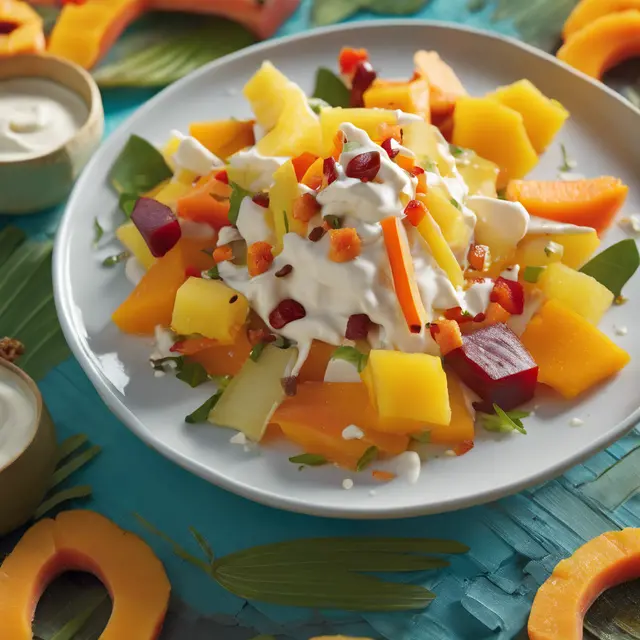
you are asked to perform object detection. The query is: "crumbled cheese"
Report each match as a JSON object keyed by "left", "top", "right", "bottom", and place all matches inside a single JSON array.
[
  {"left": 342, "top": 425, "right": 365, "bottom": 440},
  {"left": 153, "top": 369, "right": 165, "bottom": 378},
  {"left": 569, "top": 417, "right": 584, "bottom": 427},
  {"left": 124, "top": 256, "right": 144, "bottom": 286},
  {"left": 217, "top": 226, "right": 242, "bottom": 246},
  {"left": 615, "top": 325, "right": 629, "bottom": 336},
  {"left": 394, "top": 451, "right": 421, "bottom": 484},
  {"left": 342, "top": 478, "right": 354, "bottom": 490},
  {"left": 229, "top": 432, "right": 247, "bottom": 445},
  {"left": 444, "top": 449, "right": 456, "bottom": 457},
  {"left": 620, "top": 215, "right": 640, "bottom": 234}
]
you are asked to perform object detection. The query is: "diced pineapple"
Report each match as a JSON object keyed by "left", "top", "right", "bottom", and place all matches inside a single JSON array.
[
  {"left": 116, "top": 222, "right": 155, "bottom": 270},
  {"left": 361, "top": 350, "right": 451, "bottom": 426},
  {"left": 243, "top": 61, "right": 292, "bottom": 130},
  {"left": 269, "top": 161, "right": 307, "bottom": 253},
  {"left": 515, "top": 231, "right": 600, "bottom": 270},
  {"left": 417, "top": 189, "right": 471, "bottom": 256},
  {"left": 538, "top": 262, "right": 613, "bottom": 324},
  {"left": 256, "top": 84, "right": 322, "bottom": 158},
  {"left": 363, "top": 78, "right": 430, "bottom": 121},
  {"left": 456, "top": 150, "right": 500, "bottom": 197},
  {"left": 319, "top": 108, "right": 397, "bottom": 156},
  {"left": 515, "top": 236, "right": 564, "bottom": 268},
  {"left": 171, "top": 277, "right": 249, "bottom": 344},
  {"left": 162, "top": 136, "right": 180, "bottom": 169},
  {"left": 402, "top": 120, "right": 455, "bottom": 177},
  {"left": 154, "top": 181, "right": 193, "bottom": 211}
]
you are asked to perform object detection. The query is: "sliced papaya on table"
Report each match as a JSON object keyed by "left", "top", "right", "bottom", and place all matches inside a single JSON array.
[
  {"left": 0, "top": 1, "right": 45, "bottom": 56},
  {"left": 562, "top": 0, "right": 640, "bottom": 40},
  {"left": 529, "top": 528, "right": 640, "bottom": 640},
  {"left": 0, "top": 510, "right": 170, "bottom": 640}
]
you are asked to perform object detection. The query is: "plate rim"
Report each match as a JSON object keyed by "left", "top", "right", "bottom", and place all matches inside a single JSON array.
[{"left": 54, "top": 19, "right": 640, "bottom": 519}]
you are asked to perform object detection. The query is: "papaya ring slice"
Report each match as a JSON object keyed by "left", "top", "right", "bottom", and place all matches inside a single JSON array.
[
  {"left": 0, "top": 510, "right": 170, "bottom": 640},
  {"left": 528, "top": 528, "right": 640, "bottom": 639}
]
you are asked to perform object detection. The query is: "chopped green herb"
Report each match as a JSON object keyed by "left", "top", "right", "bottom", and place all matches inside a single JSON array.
[
  {"left": 324, "top": 214, "right": 342, "bottom": 229},
  {"left": 185, "top": 379, "right": 230, "bottom": 424},
  {"left": 580, "top": 238, "right": 640, "bottom": 297},
  {"left": 423, "top": 160, "right": 437, "bottom": 172},
  {"left": 176, "top": 360, "right": 210, "bottom": 388},
  {"left": 523, "top": 266, "right": 545, "bottom": 283},
  {"left": 331, "top": 345, "right": 368, "bottom": 373},
  {"left": 228, "top": 182, "right": 253, "bottom": 225},
  {"left": 480, "top": 404, "right": 529, "bottom": 434},
  {"left": 342, "top": 141, "right": 361, "bottom": 153},
  {"left": 543, "top": 241, "right": 563, "bottom": 258},
  {"left": 204, "top": 264, "right": 220, "bottom": 280},
  {"left": 289, "top": 453, "right": 328, "bottom": 467},
  {"left": 273, "top": 335, "right": 292, "bottom": 349},
  {"left": 119, "top": 192, "right": 138, "bottom": 217},
  {"left": 449, "top": 144, "right": 465, "bottom": 157},
  {"left": 308, "top": 97, "right": 331, "bottom": 115},
  {"left": 102, "top": 251, "right": 129, "bottom": 267},
  {"left": 93, "top": 218, "right": 104, "bottom": 246},
  {"left": 356, "top": 446, "right": 378, "bottom": 471},
  {"left": 461, "top": 309, "right": 473, "bottom": 317},
  {"left": 450, "top": 198, "right": 462, "bottom": 211},
  {"left": 312, "top": 67, "right": 351, "bottom": 108},
  {"left": 250, "top": 341, "right": 267, "bottom": 362},
  {"left": 558, "top": 143, "right": 575, "bottom": 173},
  {"left": 410, "top": 432, "right": 432, "bottom": 443},
  {"left": 283, "top": 210, "right": 290, "bottom": 234}
]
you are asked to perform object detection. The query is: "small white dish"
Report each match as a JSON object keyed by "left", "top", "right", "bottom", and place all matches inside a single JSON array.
[{"left": 54, "top": 21, "right": 640, "bottom": 519}]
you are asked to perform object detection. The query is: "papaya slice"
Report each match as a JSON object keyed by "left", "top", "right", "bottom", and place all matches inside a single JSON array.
[
  {"left": 557, "top": 10, "right": 640, "bottom": 79},
  {"left": 0, "top": 1, "right": 45, "bottom": 56},
  {"left": 506, "top": 177, "right": 628, "bottom": 235},
  {"left": 189, "top": 119, "right": 255, "bottom": 160},
  {"left": 0, "top": 510, "right": 170, "bottom": 640},
  {"left": 528, "top": 528, "right": 640, "bottom": 640},
  {"left": 413, "top": 50, "right": 467, "bottom": 118},
  {"left": 563, "top": 0, "right": 640, "bottom": 40}
]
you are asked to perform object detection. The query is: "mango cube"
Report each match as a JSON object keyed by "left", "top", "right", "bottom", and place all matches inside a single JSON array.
[
  {"left": 402, "top": 121, "right": 455, "bottom": 177},
  {"left": 116, "top": 222, "right": 155, "bottom": 270},
  {"left": 521, "top": 299, "right": 630, "bottom": 398},
  {"left": 171, "top": 278, "right": 249, "bottom": 344},
  {"left": 364, "top": 78, "right": 430, "bottom": 122},
  {"left": 361, "top": 350, "right": 451, "bottom": 426},
  {"left": 319, "top": 108, "right": 397, "bottom": 156},
  {"left": 538, "top": 262, "right": 613, "bottom": 324},
  {"left": 417, "top": 190, "right": 471, "bottom": 256},
  {"left": 243, "top": 61, "right": 292, "bottom": 130}
]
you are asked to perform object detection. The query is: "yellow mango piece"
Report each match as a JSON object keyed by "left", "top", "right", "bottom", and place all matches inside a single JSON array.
[
  {"left": 515, "top": 236, "right": 564, "bottom": 268},
  {"left": 256, "top": 84, "right": 322, "bottom": 158},
  {"left": 361, "top": 350, "right": 451, "bottom": 426},
  {"left": 487, "top": 80, "right": 569, "bottom": 154},
  {"left": 363, "top": 78, "right": 430, "bottom": 121},
  {"left": 189, "top": 119, "right": 255, "bottom": 159},
  {"left": 417, "top": 190, "right": 471, "bottom": 256},
  {"left": 162, "top": 136, "right": 180, "bottom": 169},
  {"left": 521, "top": 299, "right": 630, "bottom": 398},
  {"left": 319, "top": 108, "right": 397, "bottom": 156},
  {"left": 515, "top": 231, "right": 600, "bottom": 270},
  {"left": 455, "top": 150, "right": 500, "bottom": 197},
  {"left": 269, "top": 161, "right": 307, "bottom": 254},
  {"left": 423, "top": 373, "right": 474, "bottom": 445},
  {"left": 453, "top": 97, "right": 538, "bottom": 186},
  {"left": 402, "top": 120, "right": 456, "bottom": 177},
  {"left": 538, "top": 262, "right": 613, "bottom": 324},
  {"left": 243, "top": 61, "right": 292, "bottom": 130},
  {"left": 154, "top": 181, "right": 193, "bottom": 210},
  {"left": 116, "top": 222, "right": 155, "bottom": 270},
  {"left": 171, "top": 278, "right": 249, "bottom": 344}
]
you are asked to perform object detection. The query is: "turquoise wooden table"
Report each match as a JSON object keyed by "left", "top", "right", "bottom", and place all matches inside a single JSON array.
[{"left": 2, "top": 1, "right": 640, "bottom": 638}]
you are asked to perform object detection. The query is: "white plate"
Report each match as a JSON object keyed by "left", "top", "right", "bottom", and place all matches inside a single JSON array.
[{"left": 54, "top": 21, "right": 640, "bottom": 519}]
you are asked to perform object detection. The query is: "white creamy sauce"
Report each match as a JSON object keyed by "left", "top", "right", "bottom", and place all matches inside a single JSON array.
[
  {"left": 217, "top": 225, "right": 242, "bottom": 246},
  {"left": 468, "top": 196, "right": 529, "bottom": 255},
  {"left": 0, "top": 366, "right": 36, "bottom": 469},
  {"left": 501, "top": 265, "right": 520, "bottom": 281},
  {"left": 393, "top": 109, "right": 423, "bottom": 125},
  {"left": 393, "top": 451, "right": 422, "bottom": 484},
  {"left": 507, "top": 291, "right": 543, "bottom": 336},
  {"left": 228, "top": 149, "right": 288, "bottom": 191},
  {"left": 342, "top": 425, "right": 364, "bottom": 440},
  {"left": 171, "top": 130, "right": 223, "bottom": 175},
  {"left": 526, "top": 216, "right": 594, "bottom": 235},
  {"left": 124, "top": 256, "right": 145, "bottom": 286},
  {"left": 236, "top": 196, "right": 274, "bottom": 245},
  {"left": 324, "top": 357, "right": 361, "bottom": 383},
  {"left": 0, "top": 78, "right": 88, "bottom": 162},
  {"left": 460, "top": 279, "right": 494, "bottom": 316}
]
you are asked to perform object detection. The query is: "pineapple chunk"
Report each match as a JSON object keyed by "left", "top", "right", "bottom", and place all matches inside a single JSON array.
[
  {"left": 243, "top": 61, "right": 292, "bottom": 130},
  {"left": 171, "top": 277, "right": 249, "bottom": 344},
  {"left": 319, "top": 108, "right": 397, "bottom": 156},
  {"left": 403, "top": 120, "right": 455, "bottom": 177},
  {"left": 515, "top": 236, "right": 564, "bottom": 268},
  {"left": 515, "top": 231, "right": 600, "bottom": 269},
  {"left": 456, "top": 150, "right": 500, "bottom": 197},
  {"left": 270, "top": 160, "right": 307, "bottom": 253},
  {"left": 361, "top": 350, "right": 451, "bottom": 426},
  {"left": 154, "top": 181, "right": 193, "bottom": 210},
  {"left": 363, "top": 78, "right": 430, "bottom": 121},
  {"left": 162, "top": 136, "right": 180, "bottom": 169},
  {"left": 417, "top": 189, "right": 471, "bottom": 257},
  {"left": 256, "top": 84, "right": 322, "bottom": 158},
  {"left": 538, "top": 262, "right": 613, "bottom": 324},
  {"left": 116, "top": 222, "right": 155, "bottom": 270}
]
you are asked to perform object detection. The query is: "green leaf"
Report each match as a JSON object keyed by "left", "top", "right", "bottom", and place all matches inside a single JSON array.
[
  {"left": 185, "top": 380, "right": 231, "bottom": 424},
  {"left": 102, "top": 251, "right": 129, "bottom": 267},
  {"left": 49, "top": 589, "right": 108, "bottom": 640},
  {"left": 109, "top": 134, "right": 172, "bottom": 195},
  {"left": 366, "top": 0, "right": 429, "bottom": 15},
  {"left": 204, "top": 264, "right": 220, "bottom": 280},
  {"left": 119, "top": 192, "right": 138, "bottom": 218},
  {"left": 411, "top": 431, "right": 431, "bottom": 443},
  {"left": 250, "top": 341, "right": 267, "bottom": 363},
  {"left": 559, "top": 142, "right": 575, "bottom": 172},
  {"left": 308, "top": 97, "right": 330, "bottom": 115},
  {"left": 0, "top": 226, "right": 26, "bottom": 270},
  {"left": 449, "top": 144, "right": 465, "bottom": 157},
  {"left": 480, "top": 404, "right": 528, "bottom": 435},
  {"left": 283, "top": 210, "right": 290, "bottom": 234},
  {"left": 313, "top": 67, "right": 351, "bottom": 108},
  {"left": 523, "top": 266, "right": 545, "bottom": 283},
  {"left": 93, "top": 17, "right": 255, "bottom": 88},
  {"left": 311, "top": 0, "right": 363, "bottom": 26},
  {"left": 176, "top": 360, "right": 210, "bottom": 388},
  {"left": 34, "top": 486, "right": 93, "bottom": 521},
  {"left": 450, "top": 197, "right": 462, "bottom": 211},
  {"left": 50, "top": 445, "right": 102, "bottom": 489},
  {"left": 93, "top": 218, "right": 104, "bottom": 247},
  {"left": 580, "top": 239, "right": 640, "bottom": 297},
  {"left": 324, "top": 214, "right": 342, "bottom": 229},
  {"left": 289, "top": 453, "right": 328, "bottom": 467},
  {"left": 56, "top": 434, "right": 89, "bottom": 464},
  {"left": 189, "top": 526, "right": 215, "bottom": 564},
  {"left": 228, "top": 182, "right": 253, "bottom": 225},
  {"left": 356, "top": 446, "right": 378, "bottom": 471},
  {"left": 331, "top": 345, "right": 369, "bottom": 373}
]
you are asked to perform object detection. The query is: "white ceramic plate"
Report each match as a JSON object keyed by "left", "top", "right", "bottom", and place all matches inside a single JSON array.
[{"left": 54, "top": 21, "right": 640, "bottom": 519}]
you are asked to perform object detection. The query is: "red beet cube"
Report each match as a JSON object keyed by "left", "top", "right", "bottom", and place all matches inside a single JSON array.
[
  {"left": 444, "top": 323, "right": 538, "bottom": 412},
  {"left": 131, "top": 197, "right": 181, "bottom": 258}
]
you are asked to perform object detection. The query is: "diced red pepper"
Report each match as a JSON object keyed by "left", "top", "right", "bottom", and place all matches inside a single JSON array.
[
  {"left": 444, "top": 306, "right": 474, "bottom": 324},
  {"left": 404, "top": 199, "right": 427, "bottom": 226},
  {"left": 184, "top": 266, "right": 202, "bottom": 279},
  {"left": 453, "top": 440, "right": 475, "bottom": 456},
  {"left": 339, "top": 47, "right": 370, "bottom": 76},
  {"left": 215, "top": 170, "right": 229, "bottom": 184},
  {"left": 490, "top": 277, "right": 525, "bottom": 315},
  {"left": 252, "top": 193, "right": 270, "bottom": 208},
  {"left": 468, "top": 244, "right": 490, "bottom": 271}
]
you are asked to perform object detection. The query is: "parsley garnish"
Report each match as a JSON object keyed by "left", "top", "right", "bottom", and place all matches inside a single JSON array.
[
  {"left": 558, "top": 143, "right": 575, "bottom": 173},
  {"left": 480, "top": 404, "right": 529, "bottom": 434},
  {"left": 228, "top": 182, "right": 253, "bottom": 225},
  {"left": 331, "top": 346, "right": 368, "bottom": 373},
  {"left": 249, "top": 341, "right": 267, "bottom": 362},
  {"left": 176, "top": 360, "right": 210, "bottom": 388},
  {"left": 356, "top": 446, "right": 378, "bottom": 472},
  {"left": 289, "top": 453, "right": 328, "bottom": 467},
  {"left": 93, "top": 218, "right": 104, "bottom": 246},
  {"left": 450, "top": 198, "right": 462, "bottom": 211},
  {"left": 449, "top": 144, "right": 465, "bottom": 157},
  {"left": 119, "top": 193, "right": 138, "bottom": 217},
  {"left": 204, "top": 264, "right": 220, "bottom": 280},
  {"left": 185, "top": 376, "right": 232, "bottom": 424},
  {"left": 102, "top": 251, "right": 129, "bottom": 267},
  {"left": 283, "top": 210, "right": 290, "bottom": 234},
  {"left": 324, "top": 214, "right": 342, "bottom": 229}
]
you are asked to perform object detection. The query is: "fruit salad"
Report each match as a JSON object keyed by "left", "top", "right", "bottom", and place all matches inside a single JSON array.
[{"left": 105, "top": 47, "right": 638, "bottom": 480}]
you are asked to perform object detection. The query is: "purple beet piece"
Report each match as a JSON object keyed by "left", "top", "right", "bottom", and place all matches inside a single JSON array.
[
  {"left": 444, "top": 323, "right": 538, "bottom": 412},
  {"left": 131, "top": 197, "right": 181, "bottom": 258}
]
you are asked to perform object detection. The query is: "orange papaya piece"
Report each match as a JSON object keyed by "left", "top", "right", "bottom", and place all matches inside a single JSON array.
[
  {"left": 563, "top": 0, "right": 640, "bottom": 39},
  {"left": 413, "top": 50, "right": 467, "bottom": 117},
  {"left": 292, "top": 152, "right": 319, "bottom": 181},
  {"left": 176, "top": 175, "right": 231, "bottom": 229},
  {"left": 189, "top": 119, "right": 255, "bottom": 159},
  {"left": 112, "top": 238, "right": 214, "bottom": 335},
  {"left": 557, "top": 10, "right": 640, "bottom": 79},
  {"left": 298, "top": 340, "right": 336, "bottom": 382},
  {"left": 0, "top": 510, "right": 170, "bottom": 640},
  {"left": 506, "top": 177, "right": 628, "bottom": 235},
  {"left": 529, "top": 528, "right": 640, "bottom": 640},
  {"left": 187, "top": 329, "right": 253, "bottom": 377},
  {"left": 0, "top": 1, "right": 44, "bottom": 56},
  {"left": 301, "top": 157, "right": 324, "bottom": 190}
]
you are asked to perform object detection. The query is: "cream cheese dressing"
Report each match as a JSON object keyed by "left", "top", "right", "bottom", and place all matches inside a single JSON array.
[
  {"left": 0, "top": 78, "right": 88, "bottom": 162},
  {"left": 236, "top": 196, "right": 274, "bottom": 245},
  {"left": 170, "top": 130, "right": 223, "bottom": 175},
  {"left": 526, "top": 216, "right": 594, "bottom": 235},
  {"left": 228, "top": 148, "right": 288, "bottom": 191},
  {"left": 0, "top": 366, "right": 36, "bottom": 469}
]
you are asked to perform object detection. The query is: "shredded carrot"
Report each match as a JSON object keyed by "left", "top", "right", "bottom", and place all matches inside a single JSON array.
[
  {"left": 328, "top": 228, "right": 361, "bottom": 263},
  {"left": 331, "top": 130, "right": 345, "bottom": 161},
  {"left": 247, "top": 241, "right": 274, "bottom": 277},
  {"left": 372, "top": 470, "right": 397, "bottom": 482},
  {"left": 170, "top": 336, "right": 218, "bottom": 356},
  {"left": 292, "top": 152, "right": 319, "bottom": 181},
  {"left": 301, "top": 157, "right": 324, "bottom": 191},
  {"left": 415, "top": 170, "right": 428, "bottom": 194},
  {"left": 292, "top": 193, "right": 320, "bottom": 223},
  {"left": 212, "top": 245, "right": 233, "bottom": 263},
  {"left": 467, "top": 244, "right": 490, "bottom": 271},
  {"left": 339, "top": 46, "right": 369, "bottom": 76},
  {"left": 430, "top": 318, "right": 463, "bottom": 355},
  {"left": 453, "top": 440, "right": 474, "bottom": 456},
  {"left": 376, "top": 122, "right": 403, "bottom": 144}
]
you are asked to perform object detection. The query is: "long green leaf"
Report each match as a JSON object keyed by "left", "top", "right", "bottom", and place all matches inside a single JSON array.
[
  {"left": 580, "top": 239, "right": 640, "bottom": 297},
  {"left": 0, "top": 226, "right": 26, "bottom": 269},
  {"left": 50, "top": 445, "right": 101, "bottom": 489},
  {"left": 56, "top": 434, "right": 89, "bottom": 464},
  {"left": 313, "top": 68, "right": 351, "bottom": 108},
  {"left": 312, "top": 0, "right": 363, "bottom": 25},
  {"left": 367, "top": 0, "right": 429, "bottom": 15},
  {"left": 49, "top": 590, "right": 108, "bottom": 640},
  {"left": 34, "top": 486, "right": 93, "bottom": 521}
]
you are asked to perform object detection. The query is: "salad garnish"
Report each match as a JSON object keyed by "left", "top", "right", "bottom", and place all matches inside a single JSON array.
[
  {"left": 579, "top": 238, "right": 640, "bottom": 297},
  {"left": 290, "top": 453, "right": 328, "bottom": 468},
  {"left": 102, "top": 251, "right": 129, "bottom": 267},
  {"left": 356, "top": 446, "right": 379, "bottom": 472}
]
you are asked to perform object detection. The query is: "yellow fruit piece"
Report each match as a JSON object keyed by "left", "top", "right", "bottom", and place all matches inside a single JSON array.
[
  {"left": 413, "top": 212, "right": 464, "bottom": 288},
  {"left": 402, "top": 120, "right": 456, "bottom": 177},
  {"left": 256, "top": 84, "right": 322, "bottom": 158},
  {"left": 487, "top": 80, "right": 569, "bottom": 154},
  {"left": 162, "top": 136, "right": 180, "bottom": 169},
  {"left": 171, "top": 277, "right": 249, "bottom": 344},
  {"left": 363, "top": 78, "right": 430, "bottom": 121},
  {"left": 456, "top": 150, "right": 500, "bottom": 197},
  {"left": 453, "top": 97, "right": 539, "bottom": 186},
  {"left": 538, "top": 262, "right": 613, "bottom": 324},
  {"left": 243, "top": 61, "right": 292, "bottom": 130},
  {"left": 361, "top": 350, "right": 451, "bottom": 426},
  {"left": 521, "top": 299, "right": 630, "bottom": 398},
  {"left": 515, "top": 231, "right": 600, "bottom": 270},
  {"left": 417, "top": 190, "right": 471, "bottom": 256},
  {"left": 515, "top": 236, "right": 565, "bottom": 268},
  {"left": 153, "top": 181, "right": 193, "bottom": 211},
  {"left": 269, "top": 161, "right": 307, "bottom": 254},
  {"left": 319, "top": 108, "right": 397, "bottom": 156},
  {"left": 115, "top": 222, "right": 155, "bottom": 270}
]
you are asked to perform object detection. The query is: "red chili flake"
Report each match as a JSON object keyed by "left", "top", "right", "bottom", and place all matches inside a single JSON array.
[
  {"left": 453, "top": 439, "right": 475, "bottom": 456},
  {"left": 275, "top": 264, "right": 293, "bottom": 278},
  {"left": 323, "top": 157, "right": 339, "bottom": 186},
  {"left": 308, "top": 226, "right": 326, "bottom": 242},
  {"left": 345, "top": 152, "right": 381, "bottom": 182},
  {"left": 281, "top": 376, "right": 298, "bottom": 397},
  {"left": 345, "top": 314, "right": 372, "bottom": 340},
  {"left": 350, "top": 61, "right": 377, "bottom": 107},
  {"left": 252, "top": 192, "right": 270, "bottom": 208},
  {"left": 381, "top": 138, "right": 399, "bottom": 159},
  {"left": 184, "top": 266, "right": 201, "bottom": 279},
  {"left": 444, "top": 307, "right": 474, "bottom": 324},
  {"left": 215, "top": 170, "right": 229, "bottom": 184},
  {"left": 269, "top": 299, "right": 306, "bottom": 329}
]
